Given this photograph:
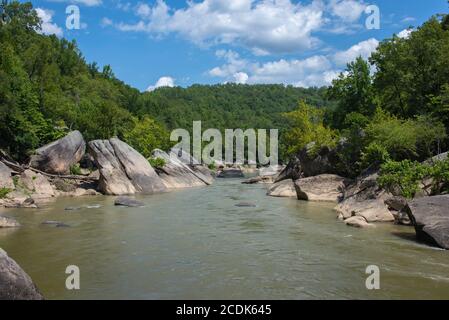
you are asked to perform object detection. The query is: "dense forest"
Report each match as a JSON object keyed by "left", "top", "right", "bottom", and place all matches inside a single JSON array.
[
  {"left": 1, "top": 1, "right": 449, "bottom": 197},
  {"left": 0, "top": 0, "right": 331, "bottom": 161}
]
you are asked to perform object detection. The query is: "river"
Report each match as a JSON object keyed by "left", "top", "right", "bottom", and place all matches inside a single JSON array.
[{"left": 1, "top": 179, "right": 449, "bottom": 299}]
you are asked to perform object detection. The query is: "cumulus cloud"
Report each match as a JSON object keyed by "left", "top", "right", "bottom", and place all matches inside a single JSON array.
[
  {"left": 328, "top": 0, "right": 367, "bottom": 22},
  {"left": 333, "top": 38, "right": 379, "bottom": 66},
  {"left": 36, "top": 8, "right": 63, "bottom": 37},
  {"left": 100, "top": 17, "right": 113, "bottom": 27},
  {"left": 147, "top": 76, "right": 176, "bottom": 92},
  {"left": 117, "top": 0, "right": 325, "bottom": 54},
  {"left": 46, "top": 0, "right": 102, "bottom": 6},
  {"left": 208, "top": 38, "right": 379, "bottom": 87},
  {"left": 397, "top": 28, "right": 413, "bottom": 39}
]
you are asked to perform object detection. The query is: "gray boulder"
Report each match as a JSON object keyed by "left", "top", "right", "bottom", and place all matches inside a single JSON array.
[
  {"left": 152, "top": 149, "right": 213, "bottom": 189},
  {"left": 29, "top": 131, "right": 85, "bottom": 174},
  {"left": 0, "top": 248, "right": 44, "bottom": 300},
  {"left": 88, "top": 138, "right": 167, "bottom": 195},
  {"left": 114, "top": 196, "right": 145, "bottom": 208},
  {"left": 295, "top": 174, "right": 350, "bottom": 202},
  {"left": 19, "top": 170, "right": 55, "bottom": 199},
  {"left": 0, "top": 162, "right": 14, "bottom": 190},
  {"left": 267, "top": 180, "right": 297, "bottom": 198},
  {"left": 404, "top": 195, "right": 449, "bottom": 249},
  {"left": 334, "top": 169, "right": 395, "bottom": 223}
]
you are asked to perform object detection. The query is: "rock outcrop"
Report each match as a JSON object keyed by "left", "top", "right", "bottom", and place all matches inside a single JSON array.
[
  {"left": 404, "top": 195, "right": 449, "bottom": 249},
  {"left": 29, "top": 131, "right": 85, "bottom": 174},
  {"left": 19, "top": 170, "right": 55, "bottom": 199},
  {"left": 267, "top": 180, "right": 297, "bottom": 197},
  {"left": 334, "top": 170, "right": 395, "bottom": 223},
  {"left": 0, "top": 248, "right": 44, "bottom": 300},
  {"left": 151, "top": 149, "right": 213, "bottom": 189},
  {"left": 0, "top": 162, "right": 14, "bottom": 189},
  {"left": 114, "top": 196, "right": 145, "bottom": 208},
  {"left": 294, "top": 174, "right": 350, "bottom": 202},
  {"left": 88, "top": 138, "right": 167, "bottom": 195}
]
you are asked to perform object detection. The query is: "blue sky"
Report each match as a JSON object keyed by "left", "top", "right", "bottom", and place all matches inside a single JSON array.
[{"left": 30, "top": 0, "right": 449, "bottom": 91}]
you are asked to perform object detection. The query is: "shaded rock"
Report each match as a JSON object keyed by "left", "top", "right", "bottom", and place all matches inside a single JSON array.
[
  {"left": 152, "top": 149, "right": 212, "bottom": 189},
  {"left": 19, "top": 170, "right": 55, "bottom": 199},
  {"left": 295, "top": 174, "right": 350, "bottom": 202},
  {"left": 53, "top": 179, "right": 77, "bottom": 193},
  {"left": 235, "top": 202, "right": 257, "bottom": 207},
  {"left": 0, "top": 248, "right": 44, "bottom": 300},
  {"left": 114, "top": 196, "right": 145, "bottom": 208},
  {"left": 404, "top": 195, "right": 449, "bottom": 249},
  {"left": 334, "top": 169, "right": 395, "bottom": 223},
  {"left": 0, "top": 216, "right": 20, "bottom": 228},
  {"left": 242, "top": 176, "right": 274, "bottom": 184},
  {"left": 275, "top": 156, "right": 302, "bottom": 183},
  {"left": 344, "top": 216, "right": 375, "bottom": 228},
  {"left": 385, "top": 196, "right": 411, "bottom": 225},
  {"left": 267, "top": 180, "right": 296, "bottom": 198},
  {"left": 88, "top": 138, "right": 167, "bottom": 195},
  {"left": 0, "top": 161, "right": 14, "bottom": 190},
  {"left": 217, "top": 168, "right": 244, "bottom": 178},
  {"left": 191, "top": 165, "right": 214, "bottom": 185},
  {"left": 29, "top": 131, "right": 85, "bottom": 174}
]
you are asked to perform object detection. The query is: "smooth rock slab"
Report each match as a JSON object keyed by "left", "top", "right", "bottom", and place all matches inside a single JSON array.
[
  {"left": 88, "top": 138, "right": 167, "bottom": 195},
  {"left": 114, "top": 197, "right": 145, "bottom": 208},
  {"left": 405, "top": 195, "right": 449, "bottom": 249},
  {"left": 29, "top": 130, "right": 85, "bottom": 175},
  {"left": 267, "top": 180, "right": 297, "bottom": 198},
  {"left": 295, "top": 174, "right": 349, "bottom": 202},
  {"left": 0, "top": 248, "right": 44, "bottom": 300},
  {"left": 344, "top": 216, "right": 376, "bottom": 228}
]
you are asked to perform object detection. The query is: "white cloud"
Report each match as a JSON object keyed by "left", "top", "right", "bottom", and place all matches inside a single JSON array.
[
  {"left": 46, "top": 0, "right": 102, "bottom": 6},
  {"left": 397, "top": 28, "right": 413, "bottom": 39},
  {"left": 36, "top": 8, "right": 63, "bottom": 37},
  {"left": 328, "top": 0, "right": 366, "bottom": 22},
  {"left": 208, "top": 38, "right": 379, "bottom": 87},
  {"left": 117, "top": 0, "right": 325, "bottom": 55},
  {"left": 333, "top": 38, "right": 379, "bottom": 66},
  {"left": 101, "top": 17, "right": 113, "bottom": 27},
  {"left": 147, "top": 76, "right": 176, "bottom": 92}
]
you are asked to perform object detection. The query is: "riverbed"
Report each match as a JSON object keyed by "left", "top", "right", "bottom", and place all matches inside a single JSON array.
[{"left": 1, "top": 179, "right": 449, "bottom": 299}]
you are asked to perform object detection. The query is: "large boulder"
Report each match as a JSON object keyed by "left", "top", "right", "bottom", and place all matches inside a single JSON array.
[
  {"left": 267, "top": 180, "right": 296, "bottom": 197},
  {"left": 0, "top": 248, "right": 44, "bottom": 300},
  {"left": 29, "top": 131, "right": 85, "bottom": 174},
  {"left": 335, "top": 169, "right": 395, "bottom": 223},
  {"left": 0, "top": 162, "right": 14, "bottom": 190},
  {"left": 217, "top": 168, "right": 244, "bottom": 178},
  {"left": 275, "top": 155, "right": 302, "bottom": 183},
  {"left": 151, "top": 149, "right": 212, "bottom": 189},
  {"left": 88, "top": 138, "right": 167, "bottom": 195},
  {"left": 19, "top": 170, "right": 55, "bottom": 199},
  {"left": 294, "top": 174, "right": 350, "bottom": 202},
  {"left": 404, "top": 195, "right": 449, "bottom": 249}
]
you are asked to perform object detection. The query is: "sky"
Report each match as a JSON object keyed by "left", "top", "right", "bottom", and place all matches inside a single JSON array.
[{"left": 29, "top": 0, "right": 449, "bottom": 92}]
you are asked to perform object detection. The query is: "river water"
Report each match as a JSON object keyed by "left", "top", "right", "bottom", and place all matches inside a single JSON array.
[{"left": 1, "top": 179, "right": 449, "bottom": 299}]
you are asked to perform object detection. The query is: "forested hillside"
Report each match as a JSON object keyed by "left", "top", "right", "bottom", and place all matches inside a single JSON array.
[{"left": 0, "top": 1, "right": 331, "bottom": 162}]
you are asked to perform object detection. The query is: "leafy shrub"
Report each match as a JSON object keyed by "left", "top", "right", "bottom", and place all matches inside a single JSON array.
[
  {"left": 378, "top": 160, "right": 429, "bottom": 199},
  {"left": 428, "top": 159, "right": 449, "bottom": 194},
  {"left": 70, "top": 164, "right": 82, "bottom": 175},
  {"left": 0, "top": 188, "right": 12, "bottom": 199},
  {"left": 282, "top": 101, "right": 338, "bottom": 157},
  {"left": 360, "top": 142, "right": 391, "bottom": 170},
  {"left": 148, "top": 157, "right": 166, "bottom": 169},
  {"left": 208, "top": 162, "right": 217, "bottom": 170}
]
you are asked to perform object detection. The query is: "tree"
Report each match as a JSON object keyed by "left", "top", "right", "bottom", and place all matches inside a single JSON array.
[{"left": 327, "top": 57, "right": 376, "bottom": 129}]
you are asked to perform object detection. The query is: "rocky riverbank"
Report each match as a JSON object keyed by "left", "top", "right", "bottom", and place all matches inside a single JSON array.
[{"left": 259, "top": 143, "right": 449, "bottom": 250}]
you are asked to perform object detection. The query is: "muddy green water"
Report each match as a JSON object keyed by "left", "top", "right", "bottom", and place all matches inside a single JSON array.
[{"left": 1, "top": 179, "right": 449, "bottom": 299}]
